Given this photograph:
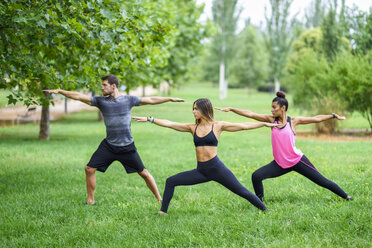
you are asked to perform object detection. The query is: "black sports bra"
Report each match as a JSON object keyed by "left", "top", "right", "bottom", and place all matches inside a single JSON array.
[{"left": 193, "top": 124, "right": 218, "bottom": 147}]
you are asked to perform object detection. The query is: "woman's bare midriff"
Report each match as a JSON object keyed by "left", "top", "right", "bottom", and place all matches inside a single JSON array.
[{"left": 195, "top": 146, "right": 217, "bottom": 162}]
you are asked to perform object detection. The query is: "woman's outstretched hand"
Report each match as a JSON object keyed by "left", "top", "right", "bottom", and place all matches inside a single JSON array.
[
  {"left": 335, "top": 114, "right": 346, "bottom": 120},
  {"left": 43, "top": 89, "right": 60, "bottom": 94},
  {"left": 132, "top": 116, "right": 147, "bottom": 122},
  {"left": 215, "top": 107, "right": 231, "bottom": 112},
  {"left": 264, "top": 123, "right": 280, "bottom": 127},
  {"left": 170, "top": 97, "right": 184, "bottom": 102}
]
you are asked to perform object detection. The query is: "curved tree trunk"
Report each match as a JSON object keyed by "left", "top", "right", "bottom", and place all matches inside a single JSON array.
[
  {"left": 39, "top": 105, "right": 50, "bottom": 140},
  {"left": 39, "top": 90, "right": 50, "bottom": 140}
]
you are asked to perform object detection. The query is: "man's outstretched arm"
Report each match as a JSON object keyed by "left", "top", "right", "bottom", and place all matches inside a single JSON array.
[
  {"left": 139, "top": 97, "right": 184, "bottom": 105},
  {"left": 43, "top": 89, "right": 91, "bottom": 105}
]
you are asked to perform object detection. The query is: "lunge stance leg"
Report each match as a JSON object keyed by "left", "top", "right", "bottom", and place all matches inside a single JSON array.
[
  {"left": 293, "top": 156, "right": 348, "bottom": 199},
  {"left": 207, "top": 161, "right": 267, "bottom": 210},
  {"left": 85, "top": 166, "right": 97, "bottom": 204},
  {"left": 160, "top": 169, "right": 210, "bottom": 213},
  {"left": 138, "top": 169, "right": 162, "bottom": 201},
  {"left": 251, "top": 160, "right": 290, "bottom": 201}
]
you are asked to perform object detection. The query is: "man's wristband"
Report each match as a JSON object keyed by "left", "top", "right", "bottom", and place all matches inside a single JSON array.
[
  {"left": 332, "top": 113, "right": 336, "bottom": 119},
  {"left": 149, "top": 116, "right": 154, "bottom": 123}
]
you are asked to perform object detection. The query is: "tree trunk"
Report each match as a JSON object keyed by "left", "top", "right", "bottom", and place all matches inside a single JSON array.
[
  {"left": 64, "top": 96, "right": 68, "bottom": 113},
  {"left": 142, "top": 85, "right": 145, "bottom": 97},
  {"left": 274, "top": 77, "right": 280, "bottom": 93},
  {"left": 224, "top": 78, "right": 228, "bottom": 98},
  {"left": 39, "top": 90, "right": 50, "bottom": 140},
  {"left": 219, "top": 41, "right": 227, "bottom": 100},
  {"left": 39, "top": 91, "right": 50, "bottom": 140},
  {"left": 167, "top": 80, "right": 172, "bottom": 96},
  {"left": 219, "top": 60, "right": 226, "bottom": 100}
]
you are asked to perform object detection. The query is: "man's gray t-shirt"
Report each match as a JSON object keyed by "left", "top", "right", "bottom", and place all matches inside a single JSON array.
[{"left": 91, "top": 95, "right": 141, "bottom": 147}]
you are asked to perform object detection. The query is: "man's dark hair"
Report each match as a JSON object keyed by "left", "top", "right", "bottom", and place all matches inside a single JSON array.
[{"left": 101, "top": 75, "right": 119, "bottom": 88}]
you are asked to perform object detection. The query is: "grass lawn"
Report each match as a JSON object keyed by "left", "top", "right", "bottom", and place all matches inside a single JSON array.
[{"left": 0, "top": 83, "right": 371, "bottom": 247}]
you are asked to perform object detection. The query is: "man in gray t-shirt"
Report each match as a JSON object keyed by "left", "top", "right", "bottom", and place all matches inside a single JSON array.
[{"left": 44, "top": 75, "right": 183, "bottom": 205}]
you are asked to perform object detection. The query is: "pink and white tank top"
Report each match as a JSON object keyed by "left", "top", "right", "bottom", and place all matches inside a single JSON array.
[{"left": 271, "top": 116, "right": 303, "bottom": 168}]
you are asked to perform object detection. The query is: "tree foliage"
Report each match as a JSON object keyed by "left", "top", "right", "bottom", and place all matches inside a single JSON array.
[
  {"left": 286, "top": 27, "right": 349, "bottom": 74},
  {"left": 228, "top": 25, "right": 269, "bottom": 88},
  {"left": 212, "top": 0, "right": 240, "bottom": 99},
  {"left": 286, "top": 5, "right": 372, "bottom": 132},
  {"left": 263, "top": 0, "right": 297, "bottom": 92},
  {"left": 337, "top": 52, "right": 372, "bottom": 129},
  {"left": 344, "top": 6, "right": 372, "bottom": 55},
  {"left": 304, "top": 0, "right": 325, "bottom": 29},
  {"left": 0, "top": 0, "right": 207, "bottom": 139},
  {"left": 0, "top": 0, "right": 175, "bottom": 104}
]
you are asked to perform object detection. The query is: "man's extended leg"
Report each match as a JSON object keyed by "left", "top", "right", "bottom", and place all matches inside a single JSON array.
[
  {"left": 138, "top": 169, "right": 162, "bottom": 201},
  {"left": 85, "top": 165, "right": 97, "bottom": 204}
]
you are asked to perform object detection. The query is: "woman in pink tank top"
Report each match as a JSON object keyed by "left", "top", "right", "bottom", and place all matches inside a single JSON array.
[{"left": 216, "top": 91, "right": 352, "bottom": 203}]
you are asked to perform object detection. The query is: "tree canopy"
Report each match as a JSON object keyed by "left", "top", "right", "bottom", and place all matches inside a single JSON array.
[{"left": 0, "top": 0, "right": 207, "bottom": 139}]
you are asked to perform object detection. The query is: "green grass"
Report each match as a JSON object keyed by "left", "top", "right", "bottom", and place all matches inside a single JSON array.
[{"left": 0, "top": 83, "right": 371, "bottom": 247}]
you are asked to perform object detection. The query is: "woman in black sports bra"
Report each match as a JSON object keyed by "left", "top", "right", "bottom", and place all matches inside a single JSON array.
[{"left": 133, "top": 98, "right": 277, "bottom": 214}]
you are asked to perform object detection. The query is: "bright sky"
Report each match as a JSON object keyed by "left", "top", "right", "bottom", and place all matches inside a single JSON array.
[{"left": 196, "top": 0, "right": 372, "bottom": 31}]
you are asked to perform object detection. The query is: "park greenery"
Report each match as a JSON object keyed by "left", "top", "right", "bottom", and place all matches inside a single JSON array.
[
  {"left": 1, "top": 0, "right": 371, "bottom": 135},
  {"left": 0, "top": 0, "right": 207, "bottom": 139},
  {"left": 0, "top": 83, "right": 370, "bottom": 247},
  {"left": 1, "top": 1, "right": 371, "bottom": 247},
  {"left": 199, "top": 0, "right": 372, "bottom": 132}
]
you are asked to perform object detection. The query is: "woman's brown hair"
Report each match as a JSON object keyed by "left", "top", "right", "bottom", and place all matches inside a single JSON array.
[{"left": 193, "top": 98, "right": 214, "bottom": 124}]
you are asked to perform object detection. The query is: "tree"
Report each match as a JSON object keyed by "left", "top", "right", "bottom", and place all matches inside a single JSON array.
[
  {"left": 199, "top": 42, "right": 220, "bottom": 85},
  {"left": 263, "top": 0, "right": 297, "bottom": 93},
  {"left": 212, "top": 0, "right": 240, "bottom": 99},
  {"left": 322, "top": 8, "right": 343, "bottom": 61},
  {"left": 160, "top": 0, "right": 208, "bottom": 89},
  {"left": 286, "top": 27, "right": 349, "bottom": 74},
  {"left": 344, "top": 6, "right": 372, "bottom": 55},
  {"left": 228, "top": 25, "right": 269, "bottom": 88},
  {"left": 304, "top": 0, "right": 325, "bottom": 29},
  {"left": 336, "top": 52, "right": 372, "bottom": 130},
  {"left": 286, "top": 2, "right": 371, "bottom": 133},
  {"left": 0, "top": 0, "right": 206, "bottom": 139}
]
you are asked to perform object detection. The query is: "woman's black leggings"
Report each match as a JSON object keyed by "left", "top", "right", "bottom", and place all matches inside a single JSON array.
[
  {"left": 251, "top": 155, "right": 348, "bottom": 200},
  {"left": 160, "top": 156, "right": 267, "bottom": 213}
]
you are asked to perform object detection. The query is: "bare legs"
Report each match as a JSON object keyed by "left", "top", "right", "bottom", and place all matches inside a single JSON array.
[
  {"left": 138, "top": 169, "right": 162, "bottom": 201},
  {"left": 84, "top": 166, "right": 162, "bottom": 204},
  {"left": 85, "top": 165, "right": 97, "bottom": 204}
]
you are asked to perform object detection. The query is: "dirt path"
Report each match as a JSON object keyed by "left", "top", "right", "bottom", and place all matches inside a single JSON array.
[{"left": 296, "top": 131, "right": 372, "bottom": 142}]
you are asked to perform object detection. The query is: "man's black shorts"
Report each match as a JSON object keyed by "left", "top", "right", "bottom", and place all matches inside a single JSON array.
[{"left": 87, "top": 139, "right": 145, "bottom": 173}]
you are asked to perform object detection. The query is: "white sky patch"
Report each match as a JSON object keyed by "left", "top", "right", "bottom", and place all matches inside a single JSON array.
[{"left": 196, "top": 0, "right": 371, "bottom": 32}]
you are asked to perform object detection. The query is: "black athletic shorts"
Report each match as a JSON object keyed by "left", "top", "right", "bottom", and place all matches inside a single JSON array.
[{"left": 87, "top": 139, "right": 145, "bottom": 173}]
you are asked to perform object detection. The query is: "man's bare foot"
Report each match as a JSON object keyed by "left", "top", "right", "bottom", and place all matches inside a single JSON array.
[
  {"left": 85, "top": 201, "right": 96, "bottom": 205},
  {"left": 346, "top": 196, "right": 353, "bottom": 201},
  {"left": 157, "top": 211, "right": 166, "bottom": 215}
]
